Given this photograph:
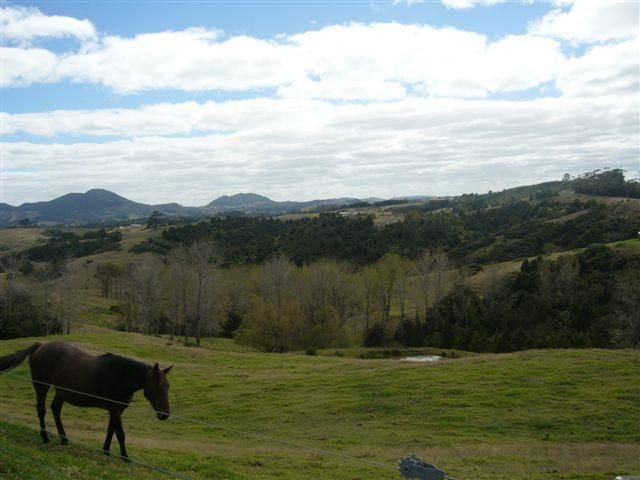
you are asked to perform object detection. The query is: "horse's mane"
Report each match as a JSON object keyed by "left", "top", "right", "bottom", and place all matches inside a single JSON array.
[{"left": 99, "top": 353, "right": 150, "bottom": 394}]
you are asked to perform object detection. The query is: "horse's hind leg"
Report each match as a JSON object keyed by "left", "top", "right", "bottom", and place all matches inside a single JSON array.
[
  {"left": 105, "top": 409, "right": 129, "bottom": 462},
  {"left": 33, "top": 381, "right": 50, "bottom": 443},
  {"left": 51, "top": 393, "right": 68, "bottom": 445}
]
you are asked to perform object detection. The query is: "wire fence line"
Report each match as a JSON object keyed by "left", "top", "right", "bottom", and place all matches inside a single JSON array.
[
  {"left": 0, "top": 369, "right": 398, "bottom": 472},
  {"left": 0, "top": 421, "right": 196, "bottom": 480}
]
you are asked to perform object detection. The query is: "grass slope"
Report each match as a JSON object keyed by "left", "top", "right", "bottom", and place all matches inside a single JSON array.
[{"left": 1, "top": 330, "right": 639, "bottom": 480}]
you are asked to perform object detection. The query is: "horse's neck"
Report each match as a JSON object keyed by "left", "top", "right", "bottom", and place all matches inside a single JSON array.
[
  {"left": 104, "top": 355, "right": 149, "bottom": 397},
  {"left": 125, "top": 359, "right": 149, "bottom": 393}
]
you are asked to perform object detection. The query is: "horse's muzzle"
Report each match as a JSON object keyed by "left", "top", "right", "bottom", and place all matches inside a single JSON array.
[{"left": 157, "top": 412, "right": 170, "bottom": 421}]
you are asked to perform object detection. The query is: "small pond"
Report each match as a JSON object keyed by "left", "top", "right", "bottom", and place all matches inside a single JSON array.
[{"left": 400, "top": 355, "right": 442, "bottom": 362}]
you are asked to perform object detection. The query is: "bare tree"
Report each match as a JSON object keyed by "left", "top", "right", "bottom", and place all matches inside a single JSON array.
[
  {"left": 429, "top": 250, "right": 450, "bottom": 332},
  {"left": 168, "top": 240, "right": 221, "bottom": 346},
  {"left": 37, "top": 263, "right": 61, "bottom": 335},
  {"left": 5, "top": 253, "right": 18, "bottom": 290},
  {"left": 329, "top": 263, "right": 358, "bottom": 329},
  {"left": 168, "top": 246, "right": 194, "bottom": 343},
  {"left": 188, "top": 240, "right": 221, "bottom": 347},
  {"left": 393, "top": 257, "right": 410, "bottom": 323},
  {"left": 1, "top": 254, "right": 19, "bottom": 334},
  {"left": 59, "top": 271, "right": 75, "bottom": 334},
  {"left": 361, "top": 265, "right": 379, "bottom": 332},
  {"left": 261, "top": 255, "right": 294, "bottom": 313},
  {"left": 376, "top": 254, "right": 404, "bottom": 324},
  {"left": 220, "top": 267, "right": 252, "bottom": 338},
  {"left": 298, "top": 260, "right": 336, "bottom": 326},
  {"left": 414, "top": 250, "right": 434, "bottom": 321},
  {"left": 127, "top": 257, "right": 164, "bottom": 334},
  {"left": 95, "top": 262, "right": 123, "bottom": 298}
]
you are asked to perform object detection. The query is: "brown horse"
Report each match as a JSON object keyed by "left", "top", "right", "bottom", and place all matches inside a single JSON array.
[{"left": 0, "top": 341, "right": 173, "bottom": 461}]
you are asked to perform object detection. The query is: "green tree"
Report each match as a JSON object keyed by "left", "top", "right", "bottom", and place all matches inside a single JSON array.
[
  {"left": 236, "top": 296, "right": 294, "bottom": 352},
  {"left": 147, "top": 210, "right": 165, "bottom": 229},
  {"left": 614, "top": 268, "right": 640, "bottom": 348}
]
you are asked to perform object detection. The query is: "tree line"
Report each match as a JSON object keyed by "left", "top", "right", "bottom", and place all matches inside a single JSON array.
[
  {"left": 26, "top": 229, "right": 123, "bottom": 263},
  {"left": 132, "top": 197, "right": 638, "bottom": 268},
  {"left": 6, "top": 240, "right": 637, "bottom": 352},
  {"left": 571, "top": 168, "right": 640, "bottom": 199},
  {"left": 421, "top": 246, "right": 640, "bottom": 351}
]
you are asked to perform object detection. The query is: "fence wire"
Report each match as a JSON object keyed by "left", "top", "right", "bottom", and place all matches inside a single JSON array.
[{"left": 1, "top": 369, "right": 398, "bottom": 477}]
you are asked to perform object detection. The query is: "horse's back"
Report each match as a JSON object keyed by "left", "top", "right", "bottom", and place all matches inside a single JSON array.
[
  {"left": 29, "top": 341, "right": 104, "bottom": 406},
  {"left": 30, "top": 341, "right": 92, "bottom": 373}
]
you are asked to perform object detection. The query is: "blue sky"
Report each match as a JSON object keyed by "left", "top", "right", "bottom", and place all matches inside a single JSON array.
[{"left": 1, "top": 1, "right": 638, "bottom": 205}]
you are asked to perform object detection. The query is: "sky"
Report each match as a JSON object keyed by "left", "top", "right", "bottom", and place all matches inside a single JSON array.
[{"left": 1, "top": 0, "right": 639, "bottom": 206}]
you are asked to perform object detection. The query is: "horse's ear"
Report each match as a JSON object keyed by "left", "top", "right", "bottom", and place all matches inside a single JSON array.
[
  {"left": 153, "top": 363, "right": 160, "bottom": 377},
  {"left": 163, "top": 365, "right": 173, "bottom": 375}
]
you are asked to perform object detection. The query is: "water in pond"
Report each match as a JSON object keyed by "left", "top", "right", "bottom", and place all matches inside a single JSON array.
[{"left": 401, "top": 355, "right": 442, "bottom": 362}]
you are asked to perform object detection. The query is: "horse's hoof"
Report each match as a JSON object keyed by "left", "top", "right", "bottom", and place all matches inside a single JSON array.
[
  {"left": 103, "top": 450, "right": 110, "bottom": 457},
  {"left": 41, "top": 436, "right": 50, "bottom": 444},
  {"left": 122, "top": 456, "right": 131, "bottom": 464},
  {"left": 60, "top": 438, "right": 69, "bottom": 446}
]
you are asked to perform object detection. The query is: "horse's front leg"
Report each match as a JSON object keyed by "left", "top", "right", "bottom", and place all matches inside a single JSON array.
[
  {"left": 102, "top": 410, "right": 117, "bottom": 456},
  {"left": 112, "top": 410, "right": 129, "bottom": 462}
]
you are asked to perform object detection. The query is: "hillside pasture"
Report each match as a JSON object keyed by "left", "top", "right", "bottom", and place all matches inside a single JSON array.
[
  {"left": 1, "top": 330, "right": 639, "bottom": 480},
  {"left": 0, "top": 228, "right": 47, "bottom": 256}
]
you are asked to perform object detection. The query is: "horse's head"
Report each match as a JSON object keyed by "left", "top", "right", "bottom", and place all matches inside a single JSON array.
[{"left": 144, "top": 363, "right": 173, "bottom": 420}]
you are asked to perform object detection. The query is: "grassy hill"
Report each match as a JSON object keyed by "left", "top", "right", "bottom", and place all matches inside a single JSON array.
[{"left": 1, "top": 330, "right": 639, "bottom": 480}]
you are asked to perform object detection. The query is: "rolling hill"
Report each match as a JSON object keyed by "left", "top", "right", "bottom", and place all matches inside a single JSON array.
[{"left": 0, "top": 330, "right": 638, "bottom": 480}]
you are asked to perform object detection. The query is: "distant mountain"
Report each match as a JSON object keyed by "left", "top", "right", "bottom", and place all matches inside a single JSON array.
[
  {"left": 390, "top": 195, "right": 434, "bottom": 202},
  {"left": 207, "top": 193, "right": 278, "bottom": 211},
  {"left": 205, "top": 193, "right": 364, "bottom": 214},
  {"left": 0, "top": 189, "right": 202, "bottom": 226},
  {"left": 1, "top": 189, "right": 148, "bottom": 225},
  {"left": 0, "top": 190, "right": 407, "bottom": 226}
]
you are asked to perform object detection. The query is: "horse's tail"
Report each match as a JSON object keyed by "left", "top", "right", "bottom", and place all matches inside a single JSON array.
[{"left": 0, "top": 343, "right": 42, "bottom": 372}]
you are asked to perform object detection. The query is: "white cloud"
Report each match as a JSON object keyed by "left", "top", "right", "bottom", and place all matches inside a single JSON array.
[
  {"left": 1, "top": 98, "right": 331, "bottom": 137},
  {"left": 277, "top": 79, "right": 407, "bottom": 101},
  {"left": 556, "top": 38, "right": 640, "bottom": 97},
  {"left": 55, "top": 28, "right": 305, "bottom": 93},
  {"left": 0, "top": 5, "right": 96, "bottom": 43},
  {"left": 419, "top": 33, "right": 563, "bottom": 97},
  {"left": 1, "top": 20, "right": 634, "bottom": 101},
  {"left": 530, "top": 0, "right": 639, "bottom": 44},
  {"left": 1, "top": 22, "right": 565, "bottom": 99},
  {"left": 0, "top": 47, "right": 58, "bottom": 86},
  {"left": 2, "top": 94, "right": 637, "bottom": 204},
  {"left": 285, "top": 23, "right": 563, "bottom": 99},
  {"left": 441, "top": 0, "right": 505, "bottom": 10}
]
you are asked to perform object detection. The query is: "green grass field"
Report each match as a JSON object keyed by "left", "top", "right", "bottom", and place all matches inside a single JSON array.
[{"left": 1, "top": 330, "right": 639, "bottom": 480}]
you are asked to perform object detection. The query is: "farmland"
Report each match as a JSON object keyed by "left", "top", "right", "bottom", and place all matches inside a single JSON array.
[{"left": 1, "top": 330, "right": 639, "bottom": 480}]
